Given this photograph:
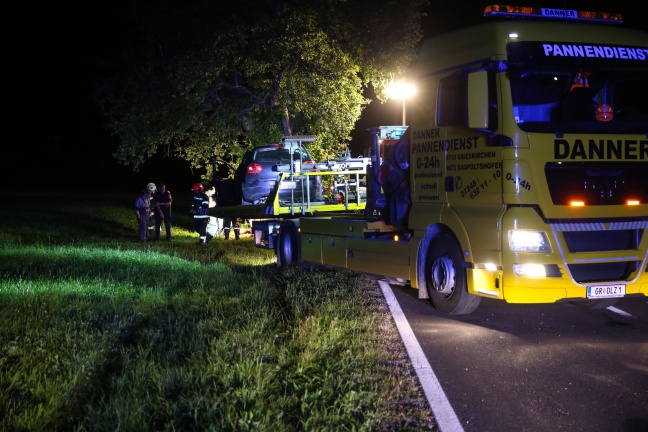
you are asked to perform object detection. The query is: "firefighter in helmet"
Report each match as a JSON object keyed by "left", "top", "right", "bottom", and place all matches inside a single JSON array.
[{"left": 190, "top": 182, "right": 212, "bottom": 245}]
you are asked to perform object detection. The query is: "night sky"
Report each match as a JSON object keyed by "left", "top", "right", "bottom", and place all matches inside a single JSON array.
[{"left": 4, "top": 1, "right": 647, "bottom": 194}]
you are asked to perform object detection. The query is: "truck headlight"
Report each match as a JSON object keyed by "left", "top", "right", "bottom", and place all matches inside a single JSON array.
[
  {"left": 512, "top": 263, "right": 562, "bottom": 278},
  {"left": 513, "top": 264, "right": 547, "bottom": 277},
  {"left": 508, "top": 230, "right": 551, "bottom": 253}
]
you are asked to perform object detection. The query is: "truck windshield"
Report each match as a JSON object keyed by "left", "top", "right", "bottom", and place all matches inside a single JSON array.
[{"left": 507, "top": 41, "right": 648, "bottom": 134}]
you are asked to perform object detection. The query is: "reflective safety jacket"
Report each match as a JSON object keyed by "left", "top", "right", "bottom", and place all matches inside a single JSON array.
[{"left": 191, "top": 192, "right": 210, "bottom": 218}]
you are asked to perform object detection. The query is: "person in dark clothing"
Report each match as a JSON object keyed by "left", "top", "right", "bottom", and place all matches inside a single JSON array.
[
  {"left": 223, "top": 217, "right": 240, "bottom": 240},
  {"left": 190, "top": 182, "right": 212, "bottom": 245},
  {"left": 135, "top": 182, "right": 156, "bottom": 242},
  {"left": 153, "top": 182, "right": 173, "bottom": 241}
]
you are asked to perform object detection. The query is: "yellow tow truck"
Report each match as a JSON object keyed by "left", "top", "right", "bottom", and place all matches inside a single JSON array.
[{"left": 236, "top": 5, "right": 648, "bottom": 314}]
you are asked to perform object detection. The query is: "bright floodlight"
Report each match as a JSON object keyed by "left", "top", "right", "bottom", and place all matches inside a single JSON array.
[
  {"left": 388, "top": 82, "right": 416, "bottom": 99},
  {"left": 388, "top": 82, "right": 416, "bottom": 126}
]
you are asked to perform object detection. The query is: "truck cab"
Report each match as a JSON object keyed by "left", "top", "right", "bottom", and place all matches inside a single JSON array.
[{"left": 406, "top": 6, "right": 648, "bottom": 312}]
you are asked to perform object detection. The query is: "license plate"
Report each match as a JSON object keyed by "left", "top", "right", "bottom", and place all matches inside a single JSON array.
[{"left": 586, "top": 284, "right": 625, "bottom": 298}]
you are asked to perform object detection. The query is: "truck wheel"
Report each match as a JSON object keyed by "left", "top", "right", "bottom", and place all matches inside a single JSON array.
[
  {"left": 425, "top": 233, "right": 481, "bottom": 314},
  {"left": 278, "top": 221, "right": 300, "bottom": 268}
]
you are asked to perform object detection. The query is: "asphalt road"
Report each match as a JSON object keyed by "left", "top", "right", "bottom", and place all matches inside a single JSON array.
[{"left": 387, "top": 284, "right": 648, "bottom": 432}]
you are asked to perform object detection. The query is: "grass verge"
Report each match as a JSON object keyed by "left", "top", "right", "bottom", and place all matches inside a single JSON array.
[{"left": 0, "top": 193, "right": 436, "bottom": 431}]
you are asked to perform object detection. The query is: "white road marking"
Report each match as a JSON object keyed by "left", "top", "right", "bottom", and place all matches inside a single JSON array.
[
  {"left": 379, "top": 280, "right": 465, "bottom": 432},
  {"left": 606, "top": 306, "right": 635, "bottom": 318}
]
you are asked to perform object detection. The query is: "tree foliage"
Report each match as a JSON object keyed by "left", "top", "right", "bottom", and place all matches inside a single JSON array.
[{"left": 96, "top": 0, "right": 428, "bottom": 178}]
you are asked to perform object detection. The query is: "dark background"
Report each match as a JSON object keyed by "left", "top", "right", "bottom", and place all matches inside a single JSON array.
[{"left": 3, "top": 1, "right": 647, "bottom": 195}]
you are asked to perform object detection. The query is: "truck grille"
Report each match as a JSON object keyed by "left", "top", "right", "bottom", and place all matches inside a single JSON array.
[
  {"left": 562, "top": 228, "right": 641, "bottom": 252},
  {"left": 567, "top": 261, "right": 638, "bottom": 283},
  {"left": 551, "top": 222, "right": 647, "bottom": 283}
]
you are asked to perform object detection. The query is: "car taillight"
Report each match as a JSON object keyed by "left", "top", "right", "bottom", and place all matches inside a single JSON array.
[{"left": 247, "top": 163, "right": 263, "bottom": 174}]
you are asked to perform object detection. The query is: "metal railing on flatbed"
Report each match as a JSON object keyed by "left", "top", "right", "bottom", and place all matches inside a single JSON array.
[{"left": 210, "top": 156, "right": 370, "bottom": 220}]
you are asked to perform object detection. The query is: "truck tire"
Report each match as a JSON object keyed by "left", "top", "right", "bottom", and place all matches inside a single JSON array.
[
  {"left": 278, "top": 221, "right": 300, "bottom": 268},
  {"left": 425, "top": 233, "right": 481, "bottom": 314}
]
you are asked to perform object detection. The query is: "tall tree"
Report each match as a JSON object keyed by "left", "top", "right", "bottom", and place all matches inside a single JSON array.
[{"left": 96, "top": 0, "right": 428, "bottom": 177}]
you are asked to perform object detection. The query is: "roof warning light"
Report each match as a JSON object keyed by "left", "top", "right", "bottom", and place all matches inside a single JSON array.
[{"left": 484, "top": 5, "right": 622, "bottom": 24}]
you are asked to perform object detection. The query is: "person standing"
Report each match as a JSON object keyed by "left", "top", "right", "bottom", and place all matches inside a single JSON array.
[
  {"left": 153, "top": 182, "right": 173, "bottom": 241},
  {"left": 190, "top": 183, "right": 212, "bottom": 245},
  {"left": 135, "top": 183, "right": 156, "bottom": 242},
  {"left": 223, "top": 217, "right": 240, "bottom": 240}
]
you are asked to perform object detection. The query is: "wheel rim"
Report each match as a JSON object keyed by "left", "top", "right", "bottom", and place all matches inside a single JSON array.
[{"left": 431, "top": 255, "right": 455, "bottom": 295}]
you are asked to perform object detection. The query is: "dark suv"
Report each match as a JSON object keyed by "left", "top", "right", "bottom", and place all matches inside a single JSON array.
[{"left": 235, "top": 143, "right": 323, "bottom": 205}]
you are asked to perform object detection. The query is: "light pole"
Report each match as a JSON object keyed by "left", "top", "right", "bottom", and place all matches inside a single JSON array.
[{"left": 388, "top": 82, "right": 416, "bottom": 126}]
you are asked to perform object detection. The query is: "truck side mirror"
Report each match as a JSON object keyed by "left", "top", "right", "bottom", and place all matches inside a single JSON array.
[{"left": 468, "top": 70, "right": 490, "bottom": 130}]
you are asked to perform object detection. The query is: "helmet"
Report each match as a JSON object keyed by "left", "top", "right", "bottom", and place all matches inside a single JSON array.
[
  {"left": 147, "top": 182, "right": 157, "bottom": 191},
  {"left": 596, "top": 104, "right": 613, "bottom": 122},
  {"left": 569, "top": 69, "right": 591, "bottom": 92},
  {"left": 192, "top": 183, "right": 204, "bottom": 193}
]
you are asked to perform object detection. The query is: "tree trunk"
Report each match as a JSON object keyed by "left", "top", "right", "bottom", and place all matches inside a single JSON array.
[{"left": 281, "top": 106, "right": 292, "bottom": 136}]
